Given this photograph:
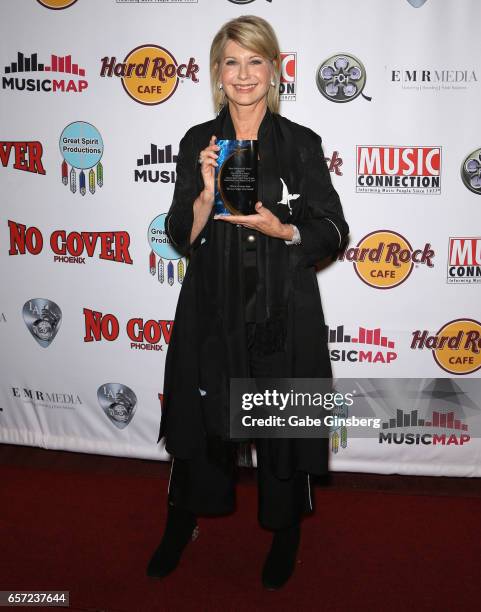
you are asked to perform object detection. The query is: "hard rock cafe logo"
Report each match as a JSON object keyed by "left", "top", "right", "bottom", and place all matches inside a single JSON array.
[
  {"left": 59, "top": 121, "right": 104, "bottom": 196},
  {"left": 0, "top": 141, "right": 45, "bottom": 175},
  {"left": 83, "top": 308, "right": 173, "bottom": 352},
  {"left": 316, "top": 53, "right": 372, "bottom": 103},
  {"left": 37, "top": 0, "right": 78, "bottom": 8},
  {"left": 22, "top": 298, "right": 62, "bottom": 348},
  {"left": 148, "top": 214, "right": 186, "bottom": 286},
  {"left": 411, "top": 319, "right": 481, "bottom": 375},
  {"left": 2, "top": 51, "right": 87, "bottom": 93},
  {"left": 338, "top": 230, "right": 435, "bottom": 289},
  {"left": 280, "top": 52, "right": 296, "bottom": 101},
  {"left": 228, "top": 1, "right": 272, "bottom": 4},
  {"left": 461, "top": 148, "right": 481, "bottom": 195},
  {"left": 326, "top": 151, "right": 343, "bottom": 176},
  {"left": 97, "top": 383, "right": 137, "bottom": 429},
  {"left": 100, "top": 45, "right": 199, "bottom": 105},
  {"left": 8, "top": 220, "right": 133, "bottom": 266}
]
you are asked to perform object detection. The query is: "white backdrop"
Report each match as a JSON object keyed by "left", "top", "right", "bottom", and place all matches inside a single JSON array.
[{"left": 1, "top": 0, "right": 480, "bottom": 476}]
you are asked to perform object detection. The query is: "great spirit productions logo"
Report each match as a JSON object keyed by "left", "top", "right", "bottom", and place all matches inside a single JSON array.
[
  {"left": 411, "top": 319, "right": 481, "bottom": 375},
  {"left": 8, "top": 220, "right": 132, "bottom": 266},
  {"left": 447, "top": 238, "right": 481, "bottom": 284},
  {"left": 22, "top": 298, "right": 62, "bottom": 348},
  {"left": 338, "top": 230, "right": 435, "bottom": 289},
  {"left": 84, "top": 308, "right": 173, "bottom": 352},
  {"left": 97, "top": 383, "right": 137, "bottom": 429},
  {"left": 135, "top": 143, "right": 177, "bottom": 183},
  {"left": 2, "top": 51, "right": 87, "bottom": 93},
  {"left": 316, "top": 53, "right": 371, "bottom": 103},
  {"left": 461, "top": 148, "right": 481, "bottom": 195},
  {"left": 356, "top": 146, "right": 441, "bottom": 194},
  {"left": 59, "top": 122, "right": 103, "bottom": 196},
  {"left": 100, "top": 45, "right": 199, "bottom": 105},
  {"left": 327, "top": 323, "right": 397, "bottom": 365},
  {"left": 148, "top": 214, "right": 186, "bottom": 286},
  {"left": 0, "top": 141, "right": 45, "bottom": 175},
  {"left": 280, "top": 52, "right": 296, "bottom": 101}
]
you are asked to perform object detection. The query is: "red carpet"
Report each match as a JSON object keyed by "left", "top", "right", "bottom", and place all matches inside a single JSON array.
[{"left": 1, "top": 445, "right": 481, "bottom": 611}]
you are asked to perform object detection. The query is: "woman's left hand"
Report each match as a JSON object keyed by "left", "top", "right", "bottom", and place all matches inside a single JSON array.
[{"left": 214, "top": 202, "right": 293, "bottom": 240}]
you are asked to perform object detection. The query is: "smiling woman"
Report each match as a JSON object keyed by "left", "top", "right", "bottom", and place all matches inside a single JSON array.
[{"left": 149, "top": 14, "right": 349, "bottom": 591}]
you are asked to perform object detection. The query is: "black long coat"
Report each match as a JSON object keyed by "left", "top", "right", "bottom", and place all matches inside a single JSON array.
[{"left": 157, "top": 105, "right": 349, "bottom": 479}]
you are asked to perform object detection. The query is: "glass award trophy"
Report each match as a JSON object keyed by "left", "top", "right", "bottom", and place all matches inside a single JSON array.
[{"left": 214, "top": 140, "right": 258, "bottom": 215}]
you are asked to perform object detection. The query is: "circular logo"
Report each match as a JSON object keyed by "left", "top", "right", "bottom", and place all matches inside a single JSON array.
[
  {"left": 59, "top": 121, "right": 103, "bottom": 169},
  {"left": 433, "top": 319, "right": 481, "bottom": 375},
  {"left": 122, "top": 45, "right": 179, "bottom": 105},
  {"left": 353, "top": 230, "right": 413, "bottom": 289},
  {"left": 228, "top": 1, "right": 256, "bottom": 4},
  {"left": 148, "top": 214, "right": 182, "bottom": 259},
  {"left": 316, "top": 53, "right": 367, "bottom": 103},
  {"left": 461, "top": 148, "right": 481, "bottom": 195},
  {"left": 37, "top": 0, "right": 78, "bottom": 8}
]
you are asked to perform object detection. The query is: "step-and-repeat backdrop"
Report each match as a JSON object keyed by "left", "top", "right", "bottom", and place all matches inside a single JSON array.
[{"left": 1, "top": 0, "right": 480, "bottom": 476}]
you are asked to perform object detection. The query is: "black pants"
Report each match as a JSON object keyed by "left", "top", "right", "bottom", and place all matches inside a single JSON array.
[{"left": 166, "top": 323, "right": 314, "bottom": 531}]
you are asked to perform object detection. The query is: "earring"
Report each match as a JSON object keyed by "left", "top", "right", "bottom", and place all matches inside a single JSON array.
[
  {"left": 270, "top": 79, "right": 276, "bottom": 87},
  {"left": 218, "top": 83, "right": 223, "bottom": 90}
]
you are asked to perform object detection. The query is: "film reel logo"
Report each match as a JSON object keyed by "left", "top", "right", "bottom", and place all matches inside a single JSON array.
[
  {"left": 461, "top": 148, "right": 481, "bottom": 195},
  {"left": 316, "top": 53, "right": 372, "bottom": 103}
]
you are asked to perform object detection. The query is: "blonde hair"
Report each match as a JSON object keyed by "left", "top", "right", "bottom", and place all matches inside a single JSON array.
[{"left": 210, "top": 15, "right": 281, "bottom": 114}]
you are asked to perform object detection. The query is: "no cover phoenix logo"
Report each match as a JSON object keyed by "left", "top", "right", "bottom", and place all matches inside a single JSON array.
[
  {"left": 23, "top": 298, "right": 62, "bottom": 348},
  {"left": 59, "top": 121, "right": 104, "bottom": 196},
  {"left": 316, "top": 54, "right": 371, "bottom": 103}
]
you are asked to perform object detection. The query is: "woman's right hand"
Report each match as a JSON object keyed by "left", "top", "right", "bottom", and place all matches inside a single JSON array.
[{"left": 198, "top": 135, "right": 220, "bottom": 205}]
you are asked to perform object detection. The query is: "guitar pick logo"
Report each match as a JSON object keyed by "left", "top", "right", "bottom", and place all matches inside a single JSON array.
[
  {"left": 22, "top": 298, "right": 62, "bottom": 348},
  {"left": 97, "top": 383, "right": 137, "bottom": 429},
  {"left": 407, "top": 0, "right": 428, "bottom": 7}
]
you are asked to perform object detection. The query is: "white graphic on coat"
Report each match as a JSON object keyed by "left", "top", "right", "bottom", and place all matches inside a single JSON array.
[{"left": 277, "top": 178, "right": 300, "bottom": 214}]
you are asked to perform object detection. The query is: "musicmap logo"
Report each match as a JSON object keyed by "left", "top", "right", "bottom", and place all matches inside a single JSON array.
[
  {"left": 22, "top": 298, "right": 62, "bottom": 348},
  {"left": 327, "top": 323, "right": 397, "bottom": 365},
  {"left": 339, "top": 230, "right": 435, "bottom": 289},
  {"left": 2, "top": 51, "right": 87, "bottom": 93},
  {"left": 11, "top": 386, "right": 82, "bottom": 410},
  {"left": 411, "top": 319, "right": 481, "bottom": 375},
  {"left": 316, "top": 54, "right": 371, "bottom": 103},
  {"left": 135, "top": 143, "right": 177, "bottom": 184},
  {"left": 0, "top": 141, "right": 45, "bottom": 175},
  {"left": 280, "top": 52, "right": 296, "bottom": 101},
  {"left": 97, "top": 383, "right": 137, "bottom": 429},
  {"left": 148, "top": 214, "right": 186, "bottom": 286},
  {"left": 84, "top": 308, "right": 174, "bottom": 352},
  {"left": 59, "top": 122, "right": 103, "bottom": 196},
  {"left": 8, "top": 220, "right": 133, "bottom": 266},
  {"left": 391, "top": 67, "right": 477, "bottom": 91},
  {"left": 461, "top": 148, "right": 481, "bottom": 195},
  {"left": 356, "top": 146, "right": 441, "bottom": 194},
  {"left": 37, "top": 0, "right": 78, "bottom": 8},
  {"left": 447, "top": 238, "right": 481, "bottom": 284},
  {"left": 378, "top": 379, "right": 470, "bottom": 446},
  {"left": 100, "top": 45, "right": 199, "bottom": 105}
]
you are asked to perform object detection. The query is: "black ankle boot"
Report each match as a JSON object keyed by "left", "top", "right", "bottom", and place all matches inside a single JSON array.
[
  {"left": 261, "top": 523, "right": 300, "bottom": 590},
  {"left": 146, "top": 503, "right": 198, "bottom": 578}
]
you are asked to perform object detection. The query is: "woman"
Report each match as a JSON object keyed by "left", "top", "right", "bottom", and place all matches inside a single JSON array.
[{"left": 148, "top": 15, "right": 349, "bottom": 590}]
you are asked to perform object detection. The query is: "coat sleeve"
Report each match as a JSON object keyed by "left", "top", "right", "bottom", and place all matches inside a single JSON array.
[
  {"left": 295, "top": 132, "right": 349, "bottom": 267},
  {"left": 164, "top": 128, "right": 207, "bottom": 256}
]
